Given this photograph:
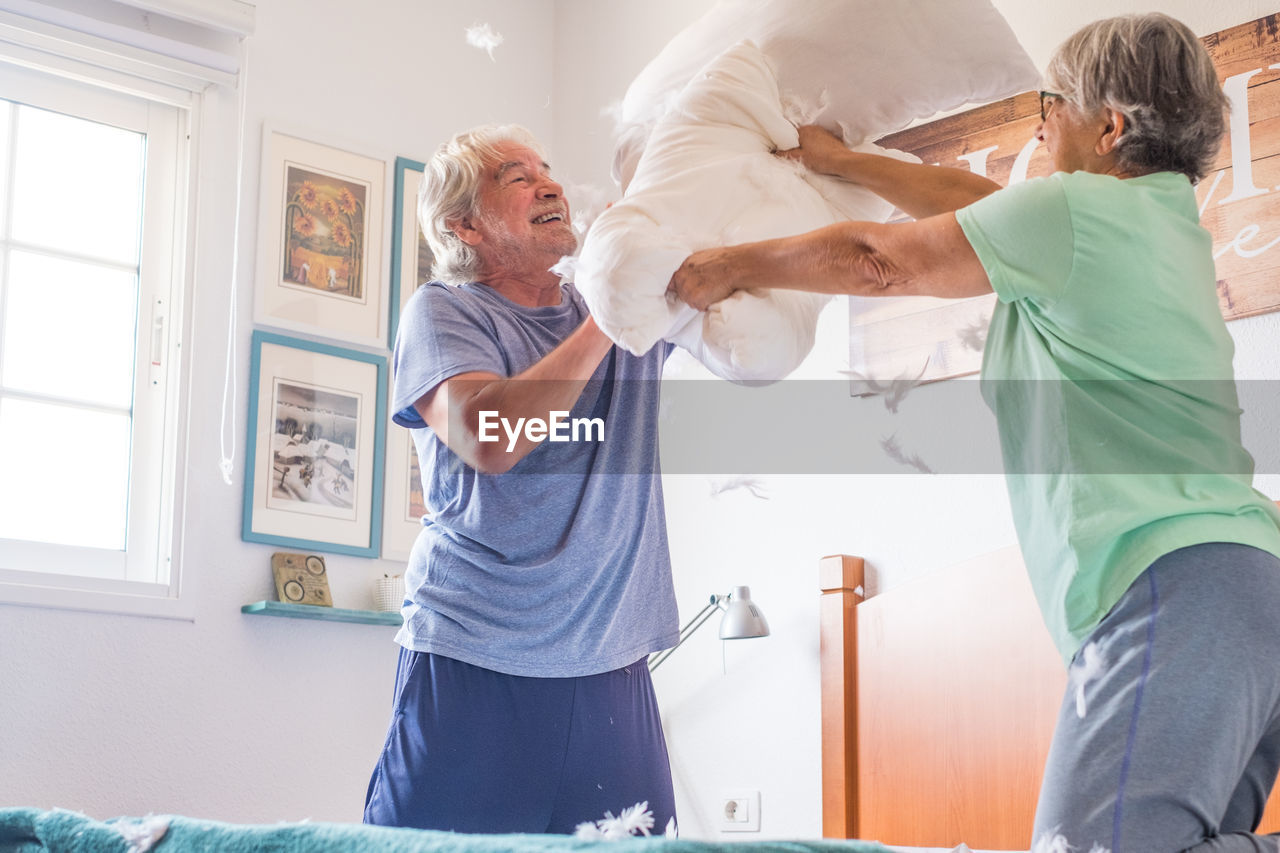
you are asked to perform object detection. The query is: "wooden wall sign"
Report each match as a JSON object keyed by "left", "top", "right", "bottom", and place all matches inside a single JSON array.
[{"left": 850, "top": 13, "right": 1280, "bottom": 384}]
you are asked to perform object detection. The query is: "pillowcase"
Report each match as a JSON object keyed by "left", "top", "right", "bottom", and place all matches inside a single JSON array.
[
  {"left": 613, "top": 0, "right": 1039, "bottom": 188},
  {"left": 571, "top": 39, "right": 916, "bottom": 382}
]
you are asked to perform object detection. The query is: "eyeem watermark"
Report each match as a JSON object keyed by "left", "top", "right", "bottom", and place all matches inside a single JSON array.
[{"left": 478, "top": 410, "right": 605, "bottom": 452}]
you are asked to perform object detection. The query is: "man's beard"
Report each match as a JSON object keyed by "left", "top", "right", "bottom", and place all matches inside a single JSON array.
[{"left": 479, "top": 216, "right": 579, "bottom": 270}]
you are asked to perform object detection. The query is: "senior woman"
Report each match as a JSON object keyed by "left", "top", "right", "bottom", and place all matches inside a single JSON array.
[{"left": 671, "top": 13, "right": 1280, "bottom": 852}]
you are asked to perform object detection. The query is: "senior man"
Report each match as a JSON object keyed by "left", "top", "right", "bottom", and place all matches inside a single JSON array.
[{"left": 363, "top": 125, "right": 678, "bottom": 835}]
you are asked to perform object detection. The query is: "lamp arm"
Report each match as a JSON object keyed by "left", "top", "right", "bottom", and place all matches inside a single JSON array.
[{"left": 647, "top": 595, "right": 726, "bottom": 671}]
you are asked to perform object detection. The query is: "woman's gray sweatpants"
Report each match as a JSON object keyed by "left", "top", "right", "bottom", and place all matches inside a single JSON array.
[{"left": 1034, "top": 542, "right": 1280, "bottom": 853}]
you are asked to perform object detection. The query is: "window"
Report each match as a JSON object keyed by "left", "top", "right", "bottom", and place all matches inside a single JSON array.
[{"left": 0, "top": 60, "right": 189, "bottom": 605}]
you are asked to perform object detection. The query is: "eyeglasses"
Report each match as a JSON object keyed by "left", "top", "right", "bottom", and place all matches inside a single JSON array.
[{"left": 1039, "top": 91, "right": 1063, "bottom": 122}]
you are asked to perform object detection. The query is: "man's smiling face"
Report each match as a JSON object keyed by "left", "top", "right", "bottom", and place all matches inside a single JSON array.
[{"left": 470, "top": 141, "right": 577, "bottom": 276}]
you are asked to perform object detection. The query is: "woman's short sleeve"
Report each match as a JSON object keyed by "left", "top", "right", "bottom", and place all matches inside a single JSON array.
[{"left": 955, "top": 175, "right": 1074, "bottom": 305}]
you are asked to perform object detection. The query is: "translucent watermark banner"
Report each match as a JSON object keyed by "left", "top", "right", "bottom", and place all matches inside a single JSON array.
[{"left": 430, "top": 378, "right": 1280, "bottom": 476}]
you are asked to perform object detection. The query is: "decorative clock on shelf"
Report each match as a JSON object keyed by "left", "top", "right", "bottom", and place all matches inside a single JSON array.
[{"left": 270, "top": 551, "right": 333, "bottom": 607}]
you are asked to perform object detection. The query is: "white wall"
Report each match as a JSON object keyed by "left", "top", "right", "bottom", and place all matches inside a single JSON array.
[{"left": 1, "top": 0, "right": 1277, "bottom": 841}]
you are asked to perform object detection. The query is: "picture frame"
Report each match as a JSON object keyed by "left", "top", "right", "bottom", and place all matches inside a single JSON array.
[
  {"left": 380, "top": 420, "right": 427, "bottom": 563},
  {"left": 256, "top": 126, "right": 389, "bottom": 348},
  {"left": 380, "top": 156, "right": 435, "bottom": 562},
  {"left": 243, "top": 330, "right": 386, "bottom": 557},
  {"left": 388, "top": 155, "right": 434, "bottom": 349}
]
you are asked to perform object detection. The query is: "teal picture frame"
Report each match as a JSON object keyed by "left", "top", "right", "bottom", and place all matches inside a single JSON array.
[
  {"left": 242, "top": 330, "right": 387, "bottom": 557},
  {"left": 389, "top": 155, "right": 431, "bottom": 349}
]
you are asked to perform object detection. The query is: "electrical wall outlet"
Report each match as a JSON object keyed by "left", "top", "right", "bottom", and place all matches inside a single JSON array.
[{"left": 719, "top": 790, "right": 760, "bottom": 832}]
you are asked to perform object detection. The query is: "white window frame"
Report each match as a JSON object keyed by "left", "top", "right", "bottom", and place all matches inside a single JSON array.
[{"left": 0, "top": 44, "right": 200, "bottom": 619}]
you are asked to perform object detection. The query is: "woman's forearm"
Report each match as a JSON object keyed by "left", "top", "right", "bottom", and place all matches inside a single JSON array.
[
  {"left": 823, "top": 150, "right": 1001, "bottom": 219},
  {"left": 670, "top": 214, "right": 993, "bottom": 308},
  {"left": 788, "top": 125, "right": 1000, "bottom": 219},
  {"left": 670, "top": 222, "right": 896, "bottom": 309}
]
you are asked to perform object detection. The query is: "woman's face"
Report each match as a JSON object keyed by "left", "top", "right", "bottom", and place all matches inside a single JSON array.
[{"left": 1035, "top": 96, "right": 1109, "bottom": 176}]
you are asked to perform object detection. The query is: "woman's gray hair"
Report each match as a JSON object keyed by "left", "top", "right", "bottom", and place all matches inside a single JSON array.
[
  {"left": 1043, "top": 13, "right": 1229, "bottom": 182},
  {"left": 418, "top": 124, "right": 547, "bottom": 285}
]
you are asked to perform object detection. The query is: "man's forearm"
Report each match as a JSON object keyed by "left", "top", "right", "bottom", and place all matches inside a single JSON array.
[{"left": 448, "top": 317, "right": 615, "bottom": 473}]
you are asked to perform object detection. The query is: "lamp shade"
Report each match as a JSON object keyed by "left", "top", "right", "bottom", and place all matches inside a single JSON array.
[{"left": 718, "top": 585, "right": 770, "bottom": 639}]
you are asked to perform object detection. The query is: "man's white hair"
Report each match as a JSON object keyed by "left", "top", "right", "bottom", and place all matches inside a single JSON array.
[{"left": 418, "top": 124, "right": 548, "bottom": 285}]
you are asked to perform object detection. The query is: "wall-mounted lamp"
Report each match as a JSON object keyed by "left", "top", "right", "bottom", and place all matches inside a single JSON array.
[{"left": 648, "top": 586, "right": 770, "bottom": 671}]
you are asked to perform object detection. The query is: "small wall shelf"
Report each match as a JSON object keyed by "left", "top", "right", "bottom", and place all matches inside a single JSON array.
[{"left": 241, "top": 600, "right": 400, "bottom": 626}]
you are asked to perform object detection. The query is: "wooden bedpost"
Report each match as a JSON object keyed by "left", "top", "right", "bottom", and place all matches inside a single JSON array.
[{"left": 819, "top": 554, "right": 864, "bottom": 839}]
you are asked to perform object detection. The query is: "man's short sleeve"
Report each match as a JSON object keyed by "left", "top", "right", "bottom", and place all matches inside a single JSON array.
[
  {"left": 391, "top": 284, "right": 509, "bottom": 429},
  {"left": 955, "top": 175, "right": 1074, "bottom": 305}
]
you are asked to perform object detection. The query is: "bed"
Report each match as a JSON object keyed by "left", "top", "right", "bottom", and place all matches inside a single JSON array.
[
  {"left": 0, "top": 806, "right": 903, "bottom": 853},
  {"left": 818, "top": 533, "right": 1280, "bottom": 849}
]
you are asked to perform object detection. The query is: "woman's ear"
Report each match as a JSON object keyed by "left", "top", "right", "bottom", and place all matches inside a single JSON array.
[
  {"left": 1096, "top": 107, "right": 1127, "bottom": 156},
  {"left": 447, "top": 216, "right": 482, "bottom": 247}
]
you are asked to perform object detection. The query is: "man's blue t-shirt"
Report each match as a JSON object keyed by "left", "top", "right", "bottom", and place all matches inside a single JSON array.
[{"left": 390, "top": 280, "right": 678, "bottom": 677}]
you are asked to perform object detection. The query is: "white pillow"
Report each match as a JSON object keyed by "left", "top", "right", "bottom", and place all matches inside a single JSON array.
[
  {"left": 614, "top": 0, "right": 1038, "bottom": 187},
  {"left": 571, "top": 40, "right": 917, "bottom": 382}
]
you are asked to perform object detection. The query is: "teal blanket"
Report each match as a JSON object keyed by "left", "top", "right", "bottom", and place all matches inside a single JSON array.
[{"left": 0, "top": 808, "right": 892, "bottom": 853}]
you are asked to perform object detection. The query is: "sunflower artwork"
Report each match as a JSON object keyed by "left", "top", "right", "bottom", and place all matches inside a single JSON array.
[{"left": 280, "top": 165, "right": 369, "bottom": 303}]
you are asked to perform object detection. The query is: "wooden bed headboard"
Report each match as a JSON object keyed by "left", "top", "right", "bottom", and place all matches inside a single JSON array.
[{"left": 819, "top": 538, "right": 1280, "bottom": 848}]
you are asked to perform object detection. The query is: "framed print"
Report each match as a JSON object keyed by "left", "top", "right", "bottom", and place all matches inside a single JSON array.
[
  {"left": 256, "top": 127, "right": 389, "bottom": 348},
  {"left": 380, "top": 421, "right": 426, "bottom": 563},
  {"left": 243, "top": 330, "right": 387, "bottom": 557},
  {"left": 388, "top": 156, "right": 434, "bottom": 349},
  {"left": 381, "top": 156, "right": 434, "bottom": 560}
]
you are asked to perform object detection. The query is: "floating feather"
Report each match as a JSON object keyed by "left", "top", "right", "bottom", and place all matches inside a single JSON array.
[
  {"left": 1069, "top": 640, "right": 1108, "bottom": 719},
  {"left": 1031, "top": 831, "right": 1072, "bottom": 853},
  {"left": 563, "top": 182, "right": 616, "bottom": 239},
  {"left": 574, "top": 802, "right": 657, "bottom": 840},
  {"left": 465, "top": 23, "right": 503, "bottom": 61},
  {"left": 781, "top": 87, "right": 831, "bottom": 126},
  {"left": 113, "top": 816, "right": 169, "bottom": 853},
  {"left": 957, "top": 320, "right": 988, "bottom": 352},
  {"left": 549, "top": 255, "right": 577, "bottom": 283},
  {"left": 709, "top": 476, "right": 769, "bottom": 500},
  {"left": 880, "top": 434, "right": 935, "bottom": 474},
  {"left": 1033, "top": 830, "right": 1110, "bottom": 853},
  {"left": 843, "top": 357, "right": 930, "bottom": 413}
]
